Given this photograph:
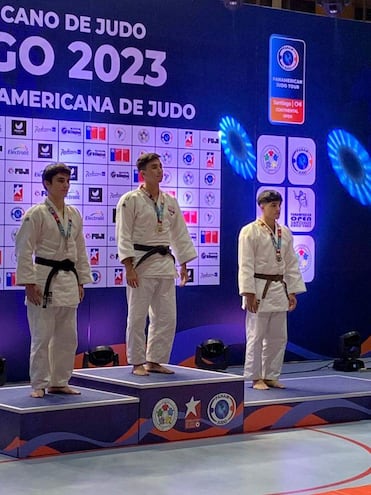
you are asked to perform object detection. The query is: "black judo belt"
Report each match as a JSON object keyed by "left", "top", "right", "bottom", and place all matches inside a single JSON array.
[
  {"left": 254, "top": 273, "right": 288, "bottom": 300},
  {"left": 133, "top": 244, "right": 175, "bottom": 269},
  {"left": 35, "top": 257, "right": 79, "bottom": 308}
]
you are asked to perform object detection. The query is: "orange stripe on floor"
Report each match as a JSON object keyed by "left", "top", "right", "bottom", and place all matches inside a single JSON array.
[{"left": 314, "top": 485, "right": 371, "bottom": 495}]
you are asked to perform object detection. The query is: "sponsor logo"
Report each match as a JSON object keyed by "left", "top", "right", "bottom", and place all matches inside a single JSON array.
[
  {"left": 295, "top": 244, "right": 312, "bottom": 273},
  {"left": 291, "top": 148, "right": 313, "bottom": 175},
  {"left": 10, "top": 207, "right": 24, "bottom": 221},
  {"left": 7, "top": 144, "right": 29, "bottom": 157},
  {"left": 6, "top": 271, "right": 17, "bottom": 286},
  {"left": 138, "top": 129, "right": 150, "bottom": 143},
  {"left": 200, "top": 230, "right": 219, "bottom": 243},
  {"left": 161, "top": 131, "right": 173, "bottom": 144},
  {"left": 184, "top": 396, "right": 201, "bottom": 430},
  {"left": 89, "top": 187, "right": 103, "bottom": 202},
  {"left": 85, "top": 211, "right": 105, "bottom": 221},
  {"left": 110, "top": 148, "right": 130, "bottom": 162},
  {"left": 261, "top": 145, "right": 281, "bottom": 174},
  {"left": 13, "top": 184, "right": 23, "bottom": 202},
  {"left": 38, "top": 143, "right": 53, "bottom": 159},
  {"left": 152, "top": 398, "right": 178, "bottom": 432},
  {"left": 183, "top": 172, "right": 194, "bottom": 185},
  {"left": 204, "top": 173, "right": 216, "bottom": 186},
  {"left": 86, "top": 126, "right": 106, "bottom": 140},
  {"left": 183, "top": 152, "right": 194, "bottom": 166},
  {"left": 61, "top": 126, "right": 82, "bottom": 137},
  {"left": 207, "top": 393, "right": 236, "bottom": 426},
  {"left": 277, "top": 45, "right": 299, "bottom": 71},
  {"left": 184, "top": 131, "right": 193, "bottom": 147},
  {"left": 114, "top": 268, "right": 124, "bottom": 285},
  {"left": 201, "top": 251, "right": 218, "bottom": 260},
  {"left": 14, "top": 168, "right": 29, "bottom": 175},
  {"left": 111, "top": 170, "right": 130, "bottom": 179},
  {"left": 90, "top": 248, "right": 100, "bottom": 265},
  {"left": 183, "top": 210, "right": 198, "bottom": 224},
  {"left": 12, "top": 120, "right": 27, "bottom": 136},
  {"left": 206, "top": 152, "right": 215, "bottom": 168},
  {"left": 60, "top": 147, "right": 82, "bottom": 157},
  {"left": 91, "top": 270, "right": 101, "bottom": 284},
  {"left": 86, "top": 149, "right": 106, "bottom": 158},
  {"left": 69, "top": 166, "right": 78, "bottom": 181}
]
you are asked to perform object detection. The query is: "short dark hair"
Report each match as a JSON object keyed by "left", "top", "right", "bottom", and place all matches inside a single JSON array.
[
  {"left": 136, "top": 153, "right": 161, "bottom": 171},
  {"left": 42, "top": 163, "right": 71, "bottom": 183},
  {"left": 257, "top": 190, "right": 283, "bottom": 205}
]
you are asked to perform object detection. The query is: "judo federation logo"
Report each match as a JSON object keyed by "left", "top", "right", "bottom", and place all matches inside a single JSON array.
[
  {"left": 277, "top": 45, "right": 299, "bottom": 71},
  {"left": 295, "top": 244, "right": 312, "bottom": 273},
  {"left": 291, "top": 148, "right": 313, "bottom": 175},
  {"left": 152, "top": 398, "right": 178, "bottom": 432},
  {"left": 207, "top": 393, "right": 236, "bottom": 426},
  {"left": 261, "top": 145, "right": 282, "bottom": 175},
  {"left": 137, "top": 128, "right": 150, "bottom": 143}
]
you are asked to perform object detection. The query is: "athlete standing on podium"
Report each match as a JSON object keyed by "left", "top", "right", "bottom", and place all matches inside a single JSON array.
[
  {"left": 16, "top": 163, "right": 92, "bottom": 398},
  {"left": 238, "top": 190, "right": 306, "bottom": 390},
  {"left": 116, "top": 152, "right": 197, "bottom": 376}
]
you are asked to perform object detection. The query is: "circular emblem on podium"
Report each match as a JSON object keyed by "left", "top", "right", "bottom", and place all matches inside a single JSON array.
[
  {"left": 152, "top": 398, "right": 178, "bottom": 431},
  {"left": 207, "top": 393, "right": 236, "bottom": 426}
]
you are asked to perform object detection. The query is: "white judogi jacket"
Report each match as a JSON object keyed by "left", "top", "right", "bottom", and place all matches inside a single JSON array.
[
  {"left": 238, "top": 219, "right": 306, "bottom": 312},
  {"left": 16, "top": 199, "right": 92, "bottom": 307},
  {"left": 116, "top": 187, "right": 197, "bottom": 277}
]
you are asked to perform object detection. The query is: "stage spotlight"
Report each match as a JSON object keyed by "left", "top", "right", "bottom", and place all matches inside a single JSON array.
[
  {"left": 82, "top": 346, "right": 119, "bottom": 368},
  {"left": 333, "top": 331, "right": 364, "bottom": 372},
  {"left": 317, "top": 1, "right": 351, "bottom": 16},
  {"left": 195, "top": 339, "right": 229, "bottom": 371},
  {"left": 0, "top": 357, "right": 6, "bottom": 386}
]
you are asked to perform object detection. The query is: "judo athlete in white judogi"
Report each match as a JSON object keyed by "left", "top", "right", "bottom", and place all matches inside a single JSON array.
[
  {"left": 16, "top": 163, "right": 92, "bottom": 398},
  {"left": 238, "top": 190, "right": 306, "bottom": 390},
  {"left": 116, "top": 153, "right": 197, "bottom": 376}
]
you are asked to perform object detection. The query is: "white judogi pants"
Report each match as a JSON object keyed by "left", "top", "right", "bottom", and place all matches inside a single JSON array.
[
  {"left": 244, "top": 311, "right": 287, "bottom": 381},
  {"left": 27, "top": 304, "right": 77, "bottom": 389},
  {"left": 126, "top": 278, "right": 176, "bottom": 365}
]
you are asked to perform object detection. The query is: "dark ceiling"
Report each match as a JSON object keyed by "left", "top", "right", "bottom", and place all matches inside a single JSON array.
[{"left": 241, "top": 0, "right": 371, "bottom": 21}]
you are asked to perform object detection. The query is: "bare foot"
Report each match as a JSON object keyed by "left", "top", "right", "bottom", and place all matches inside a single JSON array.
[
  {"left": 145, "top": 363, "right": 174, "bottom": 374},
  {"left": 252, "top": 379, "right": 269, "bottom": 390},
  {"left": 48, "top": 386, "right": 81, "bottom": 395},
  {"left": 264, "top": 380, "right": 286, "bottom": 389},
  {"left": 30, "top": 388, "right": 45, "bottom": 398},
  {"left": 132, "top": 365, "right": 149, "bottom": 376}
]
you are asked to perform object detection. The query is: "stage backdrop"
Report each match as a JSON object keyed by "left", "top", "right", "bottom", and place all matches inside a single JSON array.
[{"left": 0, "top": 1, "right": 370, "bottom": 381}]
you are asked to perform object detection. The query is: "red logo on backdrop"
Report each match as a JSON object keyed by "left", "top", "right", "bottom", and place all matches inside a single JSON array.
[
  {"left": 183, "top": 210, "right": 198, "bottom": 224},
  {"left": 90, "top": 248, "right": 100, "bottom": 265},
  {"left": 206, "top": 152, "right": 215, "bottom": 168},
  {"left": 185, "top": 131, "right": 193, "bottom": 147},
  {"left": 115, "top": 268, "right": 123, "bottom": 285},
  {"left": 110, "top": 148, "right": 130, "bottom": 162},
  {"left": 13, "top": 184, "right": 23, "bottom": 202},
  {"left": 86, "top": 126, "right": 107, "bottom": 140},
  {"left": 200, "top": 230, "right": 219, "bottom": 243}
]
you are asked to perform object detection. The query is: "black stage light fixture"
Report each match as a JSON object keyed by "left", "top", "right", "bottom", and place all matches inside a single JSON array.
[
  {"left": 0, "top": 357, "right": 6, "bottom": 386},
  {"left": 195, "top": 339, "right": 229, "bottom": 371},
  {"left": 317, "top": 1, "right": 351, "bottom": 16},
  {"left": 82, "top": 346, "right": 119, "bottom": 368},
  {"left": 223, "top": 0, "right": 243, "bottom": 11},
  {"left": 333, "top": 330, "right": 364, "bottom": 372}
]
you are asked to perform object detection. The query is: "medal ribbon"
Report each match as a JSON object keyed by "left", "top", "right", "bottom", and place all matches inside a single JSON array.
[
  {"left": 140, "top": 185, "right": 164, "bottom": 231},
  {"left": 259, "top": 219, "right": 282, "bottom": 262},
  {"left": 46, "top": 200, "right": 72, "bottom": 240}
]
